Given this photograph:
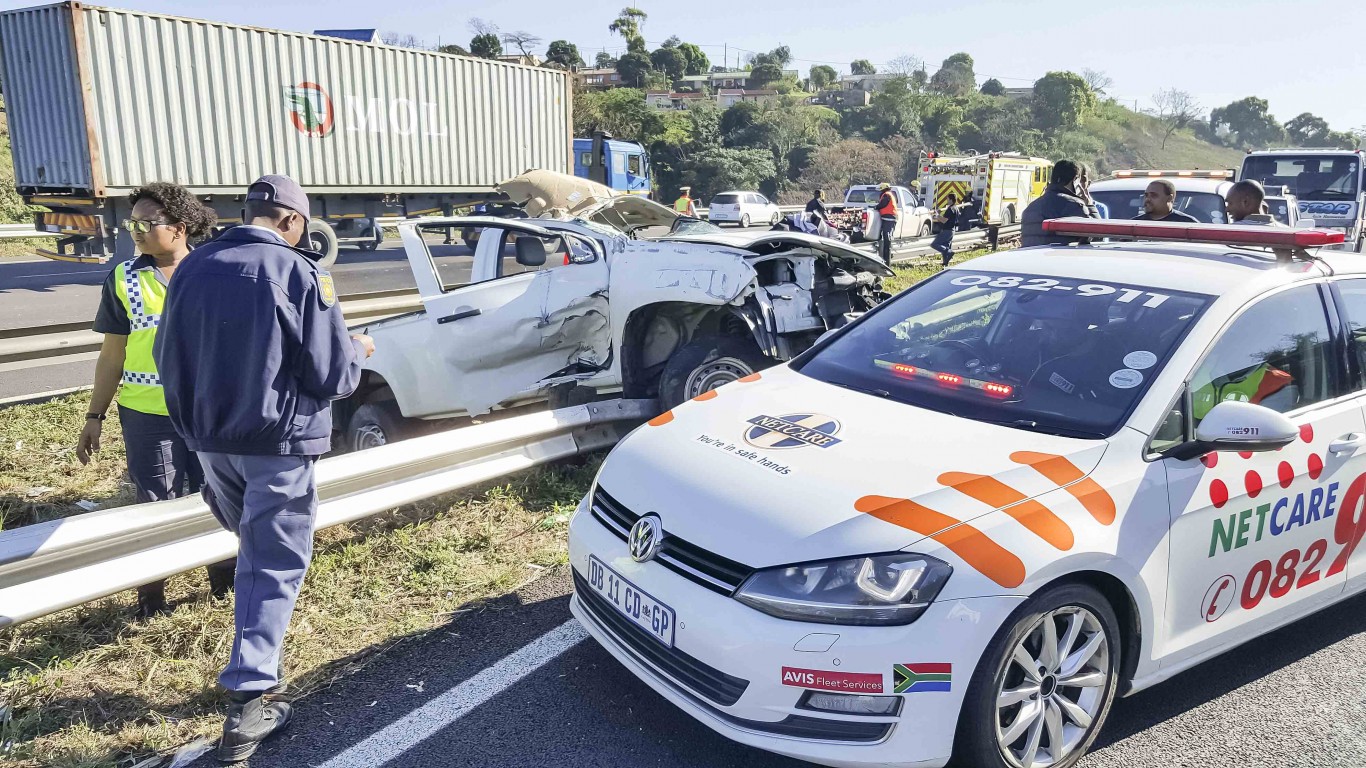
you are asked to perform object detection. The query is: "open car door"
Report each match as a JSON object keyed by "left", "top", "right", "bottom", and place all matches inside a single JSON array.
[{"left": 399, "top": 217, "right": 611, "bottom": 416}]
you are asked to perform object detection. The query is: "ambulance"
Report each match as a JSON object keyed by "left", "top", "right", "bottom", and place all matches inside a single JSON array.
[
  {"left": 568, "top": 220, "right": 1366, "bottom": 768},
  {"left": 917, "top": 151, "right": 1053, "bottom": 227}
]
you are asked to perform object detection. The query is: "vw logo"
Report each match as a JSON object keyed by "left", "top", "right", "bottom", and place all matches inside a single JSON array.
[{"left": 628, "top": 515, "right": 664, "bottom": 563}]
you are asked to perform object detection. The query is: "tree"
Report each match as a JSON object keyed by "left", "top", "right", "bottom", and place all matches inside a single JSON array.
[
  {"left": 887, "top": 55, "right": 924, "bottom": 77},
  {"left": 680, "top": 148, "right": 776, "bottom": 200},
  {"left": 749, "top": 63, "right": 784, "bottom": 87},
  {"left": 851, "top": 59, "right": 876, "bottom": 75},
  {"left": 929, "top": 52, "right": 975, "bottom": 96},
  {"left": 720, "top": 101, "right": 764, "bottom": 146},
  {"left": 675, "top": 43, "right": 709, "bottom": 76},
  {"left": 437, "top": 43, "right": 469, "bottom": 56},
  {"left": 501, "top": 31, "right": 542, "bottom": 58},
  {"left": 615, "top": 52, "right": 653, "bottom": 88},
  {"left": 468, "top": 18, "right": 498, "bottom": 37},
  {"left": 1082, "top": 69, "right": 1113, "bottom": 96},
  {"left": 868, "top": 75, "right": 923, "bottom": 140},
  {"left": 796, "top": 139, "right": 900, "bottom": 193},
  {"left": 609, "top": 7, "right": 649, "bottom": 54},
  {"left": 470, "top": 33, "right": 502, "bottom": 59},
  {"left": 595, "top": 51, "right": 617, "bottom": 68},
  {"left": 1031, "top": 71, "right": 1096, "bottom": 131},
  {"left": 381, "top": 32, "right": 425, "bottom": 48},
  {"left": 1286, "top": 113, "right": 1333, "bottom": 146},
  {"left": 545, "top": 40, "right": 584, "bottom": 69},
  {"left": 809, "top": 65, "right": 838, "bottom": 91},
  {"left": 651, "top": 45, "right": 688, "bottom": 82},
  {"left": 980, "top": 78, "right": 1005, "bottom": 96},
  {"left": 1152, "top": 88, "right": 1202, "bottom": 148},
  {"left": 1210, "top": 97, "right": 1285, "bottom": 148},
  {"left": 752, "top": 45, "right": 792, "bottom": 69}
]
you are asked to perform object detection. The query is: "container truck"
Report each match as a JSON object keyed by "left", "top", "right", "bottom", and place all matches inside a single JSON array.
[{"left": 0, "top": 2, "right": 583, "bottom": 267}]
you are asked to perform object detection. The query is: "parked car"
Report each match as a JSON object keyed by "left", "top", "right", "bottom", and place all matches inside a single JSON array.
[
  {"left": 568, "top": 218, "right": 1358, "bottom": 768},
  {"left": 1090, "top": 171, "right": 1233, "bottom": 223},
  {"left": 707, "top": 191, "right": 782, "bottom": 227},
  {"left": 827, "top": 185, "right": 933, "bottom": 243},
  {"left": 335, "top": 171, "right": 892, "bottom": 449}
]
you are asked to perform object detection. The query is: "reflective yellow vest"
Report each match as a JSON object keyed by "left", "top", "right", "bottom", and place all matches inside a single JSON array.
[
  {"left": 674, "top": 196, "right": 693, "bottom": 214},
  {"left": 113, "top": 259, "right": 168, "bottom": 415}
]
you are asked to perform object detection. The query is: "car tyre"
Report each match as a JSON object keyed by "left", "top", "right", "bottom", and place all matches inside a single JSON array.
[
  {"left": 740, "top": 213, "right": 751, "bottom": 228},
  {"left": 920, "top": 221, "right": 932, "bottom": 238},
  {"left": 347, "top": 401, "right": 408, "bottom": 452},
  {"left": 952, "top": 582, "right": 1121, "bottom": 768},
  {"left": 770, "top": 210, "right": 781, "bottom": 225},
  {"left": 658, "top": 335, "right": 772, "bottom": 410},
  {"left": 358, "top": 226, "right": 382, "bottom": 252}
]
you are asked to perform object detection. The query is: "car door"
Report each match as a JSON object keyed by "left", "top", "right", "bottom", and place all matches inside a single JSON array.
[
  {"left": 1324, "top": 278, "right": 1366, "bottom": 596},
  {"left": 399, "top": 220, "right": 611, "bottom": 416},
  {"left": 1159, "top": 283, "right": 1364, "bottom": 665}
]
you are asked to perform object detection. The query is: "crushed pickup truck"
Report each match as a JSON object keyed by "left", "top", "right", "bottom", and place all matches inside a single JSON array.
[{"left": 336, "top": 170, "right": 893, "bottom": 449}]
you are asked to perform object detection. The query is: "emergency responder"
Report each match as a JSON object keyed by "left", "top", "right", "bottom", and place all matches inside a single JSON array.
[
  {"left": 1134, "top": 179, "right": 1199, "bottom": 223},
  {"left": 1227, "top": 180, "right": 1281, "bottom": 225},
  {"left": 933, "top": 193, "right": 960, "bottom": 268},
  {"left": 874, "top": 183, "right": 898, "bottom": 263},
  {"left": 805, "top": 189, "right": 829, "bottom": 225},
  {"left": 674, "top": 186, "right": 698, "bottom": 218},
  {"left": 958, "top": 190, "right": 979, "bottom": 231},
  {"left": 155, "top": 175, "right": 374, "bottom": 762},
  {"left": 1020, "top": 160, "right": 1100, "bottom": 247},
  {"left": 76, "top": 182, "right": 235, "bottom": 619}
]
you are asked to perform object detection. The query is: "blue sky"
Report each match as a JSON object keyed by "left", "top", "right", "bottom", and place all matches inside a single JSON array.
[{"left": 7, "top": 0, "right": 1364, "bottom": 133}]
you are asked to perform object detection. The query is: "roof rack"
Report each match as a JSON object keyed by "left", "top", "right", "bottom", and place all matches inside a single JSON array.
[{"left": 1040, "top": 217, "right": 1345, "bottom": 262}]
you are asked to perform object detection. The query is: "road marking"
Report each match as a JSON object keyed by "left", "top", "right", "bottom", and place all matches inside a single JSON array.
[{"left": 319, "top": 619, "right": 589, "bottom": 767}]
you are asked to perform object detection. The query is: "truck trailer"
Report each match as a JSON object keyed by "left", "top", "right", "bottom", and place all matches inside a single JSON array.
[{"left": 0, "top": 2, "right": 579, "bottom": 266}]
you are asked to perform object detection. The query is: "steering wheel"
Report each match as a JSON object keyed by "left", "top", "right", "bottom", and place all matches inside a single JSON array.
[{"left": 934, "top": 338, "right": 987, "bottom": 359}]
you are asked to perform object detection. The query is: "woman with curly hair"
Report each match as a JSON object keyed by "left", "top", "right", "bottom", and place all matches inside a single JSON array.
[{"left": 75, "top": 181, "right": 235, "bottom": 618}]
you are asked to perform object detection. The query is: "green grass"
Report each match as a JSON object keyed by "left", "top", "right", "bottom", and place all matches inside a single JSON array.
[{"left": 0, "top": 395, "right": 598, "bottom": 767}]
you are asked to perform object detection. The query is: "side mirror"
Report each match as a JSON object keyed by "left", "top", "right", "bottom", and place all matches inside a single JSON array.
[
  {"left": 514, "top": 236, "right": 547, "bottom": 267},
  {"left": 1170, "top": 400, "right": 1298, "bottom": 461}
]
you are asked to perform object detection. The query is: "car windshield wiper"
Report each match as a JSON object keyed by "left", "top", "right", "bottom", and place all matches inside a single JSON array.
[
  {"left": 973, "top": 416, "right": 1105, "bottom": 440},
  {"left": 828, "top": 380, "right": 894, "bottom": 399},
  {"left": 1301, "top": 189, "right": 1353, "bottom": 199}
]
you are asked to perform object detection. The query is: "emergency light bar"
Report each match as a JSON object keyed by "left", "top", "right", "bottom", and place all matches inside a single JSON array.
[
  {"left": 1111, "top": 169, "right": 1234, "bottom": 179},
  {"left": 1041, "top": 218, "right": 1346, "bottom": 249}
]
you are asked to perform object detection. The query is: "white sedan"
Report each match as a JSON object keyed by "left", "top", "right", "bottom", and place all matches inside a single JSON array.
[
  {"left": 707, "top": 191, "right": 782, "bottom": 227},
  {"left": 568, "top": 219, "right": 1363, "bottom": 768}
]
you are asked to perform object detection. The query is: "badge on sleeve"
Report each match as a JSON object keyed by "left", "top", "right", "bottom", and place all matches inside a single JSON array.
[{"left": 317, "top": 271, "right": 337, "bottom": 308}]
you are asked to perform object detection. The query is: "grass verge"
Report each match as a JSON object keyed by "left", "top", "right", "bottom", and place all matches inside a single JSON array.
[{"left": 885, "top": 244, "right": 996, "bottom": 294}]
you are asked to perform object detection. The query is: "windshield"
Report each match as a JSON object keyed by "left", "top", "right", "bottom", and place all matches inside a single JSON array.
[
  {"left": 1265, "top": 198, "right": 1294, "bottom": 225},
  {"left": 846, "top": 188, "right": 879, "bottom": 204},
  {"left": 711, "top": 194, "right": 740, "bottom": 205},
  {"left": 1240, "top": 155, "right": 1361, "bottom": 201},
  {"left": 1091, "top": 190, "right": 1229, "bottom": 223},
  {"left": 796, "top": 270, "right": 1213, "bottom": 438}
]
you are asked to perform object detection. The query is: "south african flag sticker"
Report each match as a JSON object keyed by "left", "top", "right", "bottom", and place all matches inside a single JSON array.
[{"left": 893, "top": 663, "right": 952, "bottom": 693}]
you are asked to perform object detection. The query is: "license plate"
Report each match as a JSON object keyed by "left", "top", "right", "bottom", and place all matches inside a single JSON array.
[{"left": 586, "top": 555, "right": 676, "bottom": 647}]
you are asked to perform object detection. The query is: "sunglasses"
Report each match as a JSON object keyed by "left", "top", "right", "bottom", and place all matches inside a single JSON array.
[{"left": 122, "top": 218, "right": 171, "bottom": 234}]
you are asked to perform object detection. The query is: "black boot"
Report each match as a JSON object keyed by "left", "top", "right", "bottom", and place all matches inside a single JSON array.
[
  {"left": 136, "top": 581, "right": 171, "bottom": 619},
  {"left": 207, "top": 560, "right": 236, "bottom": 599},
  {"left": 218, "top": 691, "right": 292, "bottom": 763}
]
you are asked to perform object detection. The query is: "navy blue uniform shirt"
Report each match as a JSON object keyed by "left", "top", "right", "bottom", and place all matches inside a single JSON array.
[{"left": 154, "top": 226, "right": 363, "bottom": 456}]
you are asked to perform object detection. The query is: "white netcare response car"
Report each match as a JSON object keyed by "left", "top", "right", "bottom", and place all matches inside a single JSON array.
[{"left": 568, "top": 219, "right": 1364, "bottom": 768}]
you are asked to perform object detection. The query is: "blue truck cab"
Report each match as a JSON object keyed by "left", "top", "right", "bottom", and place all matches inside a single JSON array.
[{"left": 574, "top": 134, "right": 651, "bottom": 196}]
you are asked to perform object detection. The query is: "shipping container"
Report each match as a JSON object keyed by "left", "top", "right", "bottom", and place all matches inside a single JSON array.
[{"left": 0, "top": 2, "right": 574, "bottom": 264}]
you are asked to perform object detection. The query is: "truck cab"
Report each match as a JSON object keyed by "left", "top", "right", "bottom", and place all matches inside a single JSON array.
[
  {"left": 574, "top": 135, "right": 652, "bottom": 196},
  {"left": 1240, "top": 149, "right": 1364, "bottom": 250}
]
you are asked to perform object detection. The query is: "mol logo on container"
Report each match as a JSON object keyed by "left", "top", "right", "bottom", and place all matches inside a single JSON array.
[
  {"left": 285, "top": 81, "right": 450, "bottom": 139},
  {"left": 285, "top": 82, "right": 335, "bottom": 138}
]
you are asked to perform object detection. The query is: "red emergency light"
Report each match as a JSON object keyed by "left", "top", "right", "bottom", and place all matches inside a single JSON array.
[{"left": 1041, "top": 218, "right": 1346, "bottom": 249}]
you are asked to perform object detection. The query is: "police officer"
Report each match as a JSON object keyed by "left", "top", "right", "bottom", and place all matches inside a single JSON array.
[
  {"left": 674, "top": 186, "right": 698, "bottom": 217},
  {"left": 155, "top": 175, "right": 374, "bottom": 762}
]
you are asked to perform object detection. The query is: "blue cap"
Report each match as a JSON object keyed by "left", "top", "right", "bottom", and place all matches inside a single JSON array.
[{"left": 246, "top": 174, "right": 310, "bottom": 221}]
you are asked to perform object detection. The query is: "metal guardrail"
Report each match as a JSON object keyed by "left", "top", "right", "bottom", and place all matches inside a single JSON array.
[
  {"left": 0, "top": 398, "right": 654, "bottom": 628},
  {"left": 0, "top": 223, "right": 50, "bottom": 239}
]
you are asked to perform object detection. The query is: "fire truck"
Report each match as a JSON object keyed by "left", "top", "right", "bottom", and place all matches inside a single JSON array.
[{"left": 916, "top": 151, "right": 1052, "bottom": 228}]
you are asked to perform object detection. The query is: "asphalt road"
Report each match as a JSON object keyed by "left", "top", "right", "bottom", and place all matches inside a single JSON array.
[{"left": 192, "top": 565, "right": 1366, "bottom": 768}]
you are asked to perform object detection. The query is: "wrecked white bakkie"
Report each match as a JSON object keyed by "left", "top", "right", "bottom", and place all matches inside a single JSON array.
[{"left": 335, "top": 184, "right": 892, "bottom": 450}]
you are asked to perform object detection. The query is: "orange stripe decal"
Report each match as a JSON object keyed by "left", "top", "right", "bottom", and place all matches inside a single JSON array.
[
  {"left": 648, "top": 411, "right": 674, "bottom": 427},
  {"left": 1010, "top": 451, "right": 1116, "bottom": 525},
  {"left": 938, "top": 472, "right": 1074, "bottom": 551},
  {"left": 855, "top": 495, "right": 1026, "bottom": 588},
  {"left": 738, "top": 372, "right": 763, "bottom": 383},
  {"left": 692, "top": 390, "right": 719, "bottom": 402}
]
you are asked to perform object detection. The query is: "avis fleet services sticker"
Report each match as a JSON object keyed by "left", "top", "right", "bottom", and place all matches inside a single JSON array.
[
  {"left": 1109, "top": 369, "right": 1143, "bottom": 389},
  {"left": 781, "top": 667, "right": 883, "bottom": 693}
]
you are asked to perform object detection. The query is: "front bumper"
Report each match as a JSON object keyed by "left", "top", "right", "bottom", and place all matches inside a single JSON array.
[{"left": 567, "top": 493, "right": 1024, "bottom": 768}]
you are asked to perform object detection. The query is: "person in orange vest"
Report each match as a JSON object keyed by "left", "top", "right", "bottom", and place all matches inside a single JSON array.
[
  {"left": 673, "top": 186, "right": 698, "bottom": 218},
  {"left": 874, "top": 183, "right": 898, "bottom": 263}
]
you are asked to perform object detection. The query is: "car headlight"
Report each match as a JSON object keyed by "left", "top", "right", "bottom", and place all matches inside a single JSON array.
[{"left": 734, "top": 553, "right": 952, "bottom": 626}]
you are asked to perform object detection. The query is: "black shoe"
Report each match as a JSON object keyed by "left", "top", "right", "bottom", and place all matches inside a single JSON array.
[
  {"left": 136, "top": 583, "right": 171, "bottom": 619},
  {"left": 217, "top": 692, "right": 293, "bottom": 763},
  {"left": 207, "top": 561, "right": 236, "bottom": 599}
]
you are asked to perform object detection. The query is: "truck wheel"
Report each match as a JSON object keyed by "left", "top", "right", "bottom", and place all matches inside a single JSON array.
[
  {"left": 306, "top": 220, "right": 340, "bottom": 269},
  {"left": 658, "top": 335, "right": 772, "bottom": 409},
  {"left": 740, "top": 213, "right": 751, "bottom": 228},
  {"left": 1004, "top": 206, "right": 1017, "bottom": 226},
  {"left": 951, "top": 583, "right": 1121, "bottom": 768},
  {"left": 347, "top": 401, "right": 408, "bottom": 452},
  {"left": 359, "top": 227, "right": 382, "bottom": 251}
]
